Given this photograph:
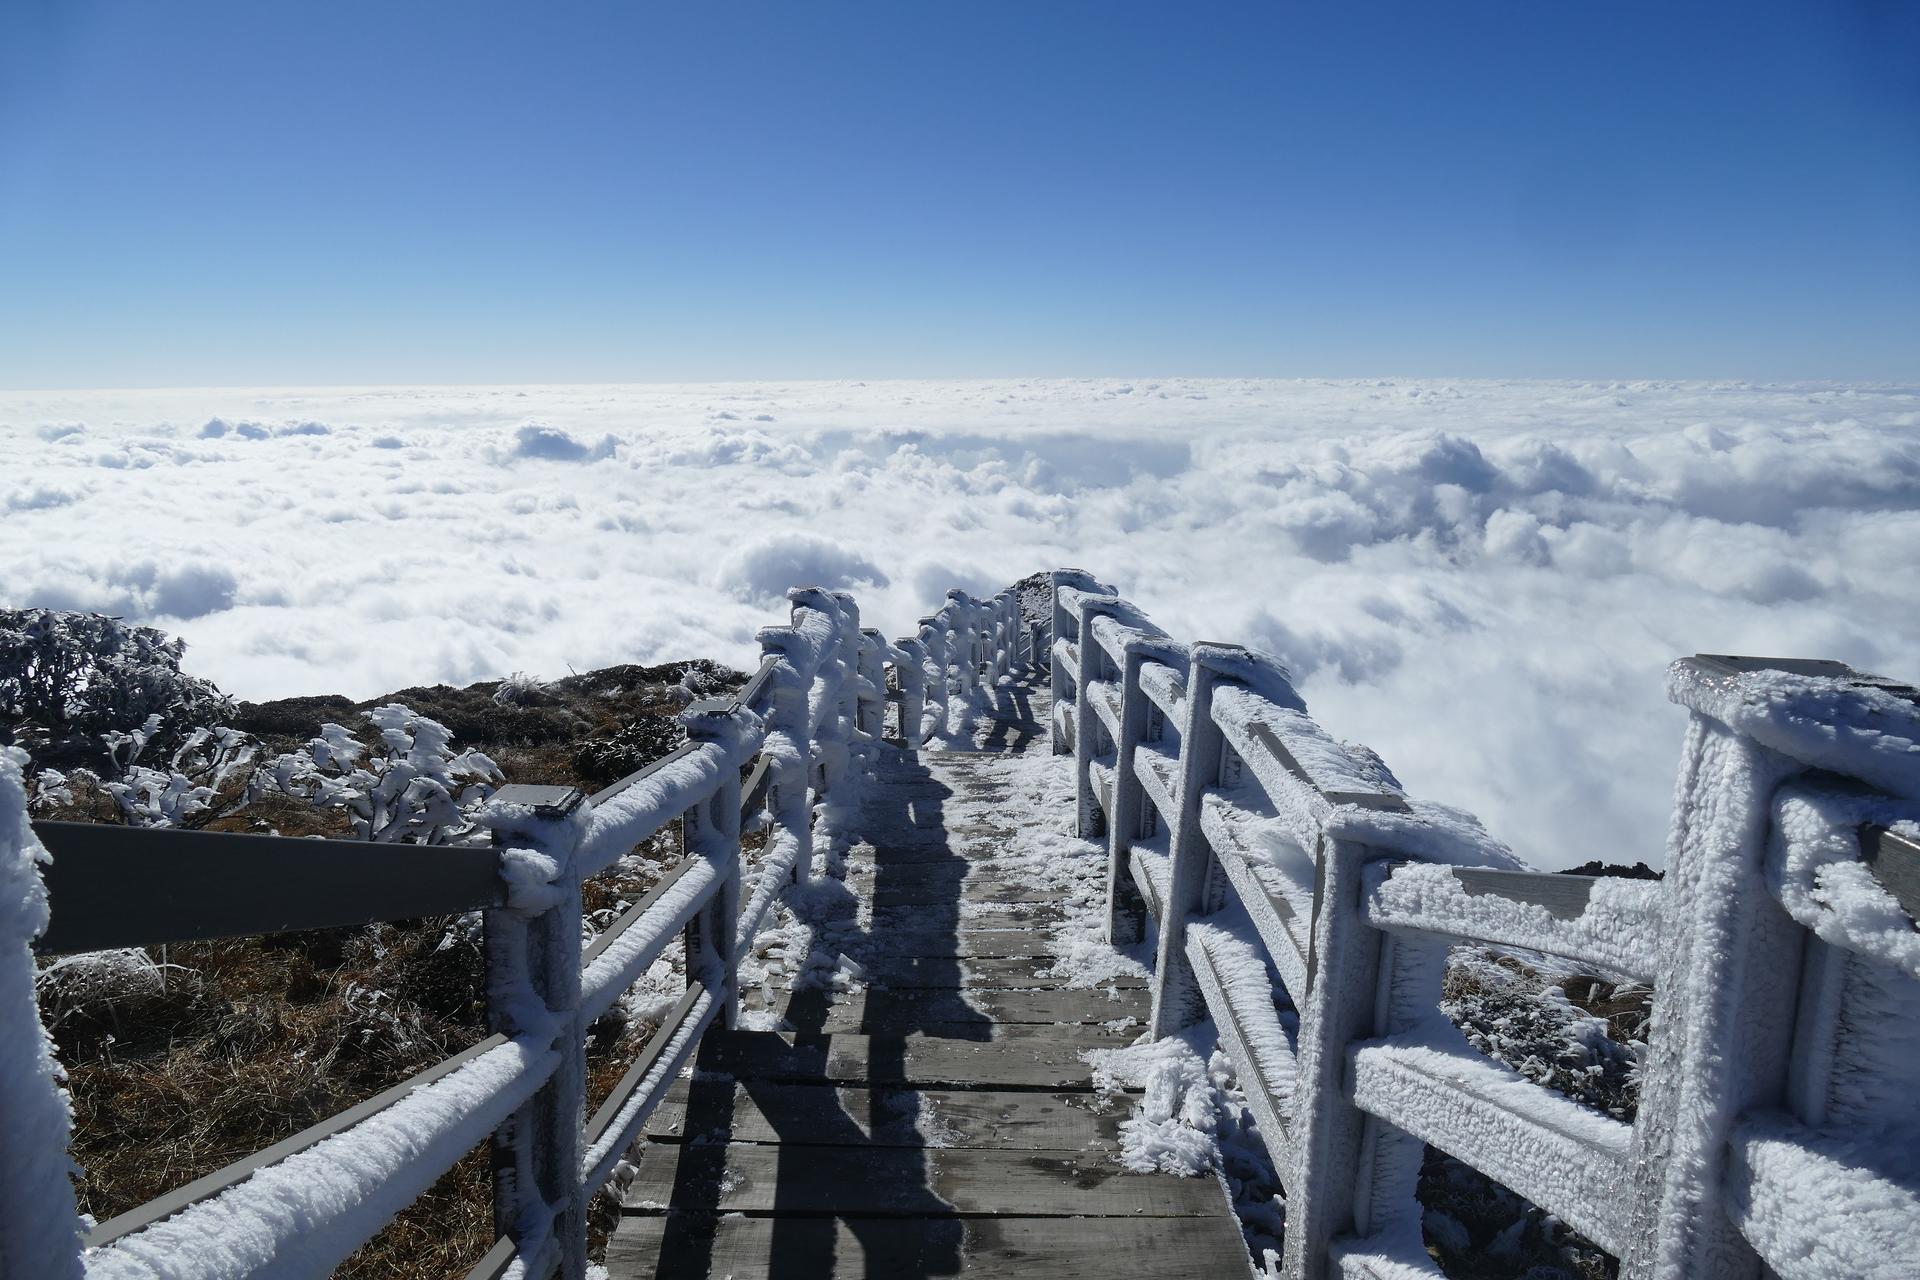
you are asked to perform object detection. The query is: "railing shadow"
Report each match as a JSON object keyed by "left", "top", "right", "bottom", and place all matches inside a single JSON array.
[
  {"left": 976, "top": 677, "right": 1041, "bottom": 755},
  {"left": 656, "top": 743, "right": 991, "bottom": 1277}
]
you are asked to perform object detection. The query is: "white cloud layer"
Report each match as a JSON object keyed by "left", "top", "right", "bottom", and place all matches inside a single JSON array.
[{"left": 3, "top": 378, "right": 1915, "bottom": 870}]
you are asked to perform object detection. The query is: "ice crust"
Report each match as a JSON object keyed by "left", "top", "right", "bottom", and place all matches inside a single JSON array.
[{"left": 0, "top": 749, "right": 86, "bottom": 1279}]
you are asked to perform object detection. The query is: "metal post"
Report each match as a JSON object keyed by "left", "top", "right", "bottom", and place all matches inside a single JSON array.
[
  {"left": 895, "top": 636, "right": 929, "bottom": 748},
  {"left": 1145, "top": 644, "right": 1235, "bottom": 1038},
  {"left": 0, "top": 756, "right": 87, "bottom": 1279},
  {"left": 682, "top": 704, "right": 744, "bottom": 1028},
  {"left": 482, "top": 785, "right": 587, "bottom": 1278},
  {"left": 945, "top": 590, "right": 977, "bottom": 695},
  {"left": 1049, "top": 568, "right": 1105, "bottom": 754},
  {"left": 758, "top": 623, "right": 815, "bottom": 888},
  {"left": 1070, "top": 594, "right": 1118, "bottom": 839},
  {"left": 1616, "top": 656, "right": 1920, "bottom": 1280}
]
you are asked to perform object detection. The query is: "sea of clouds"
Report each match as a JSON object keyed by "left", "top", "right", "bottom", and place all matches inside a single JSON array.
[{"left": 3, "top": 378, "right": 1916, "bottom": 870}]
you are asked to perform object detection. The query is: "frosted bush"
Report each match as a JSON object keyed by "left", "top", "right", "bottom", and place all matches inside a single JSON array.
[
  {"left": 254, "top": 703, "right": 502, "bottom": 844},
  {"left": 30, "top": 716, "right": 256, "bottom": 829},
  {"left": 0, "top": 609, "right": 233, "bottom": 767},
  {"left": 1441, "top": 947, "right": 1644, "bottom": 1120},
  {"left": 491, "top": 671, "right": 548, "bottom": 706}
]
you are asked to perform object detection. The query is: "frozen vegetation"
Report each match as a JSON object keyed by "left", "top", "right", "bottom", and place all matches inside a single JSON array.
[{"left": 5, "top": 378, "right": 1917, "bottom": 868}]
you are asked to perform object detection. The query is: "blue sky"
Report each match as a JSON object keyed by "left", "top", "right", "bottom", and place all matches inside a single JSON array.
[{"left": 1, "top": 1, "right": 1916, "bottom": 387}]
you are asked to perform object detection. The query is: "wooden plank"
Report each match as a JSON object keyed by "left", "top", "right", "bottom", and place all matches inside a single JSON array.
[
  {"left": 605, "top": 1211, "right": 1250, "bottom": 1279},
  {"left": 749, "top": 985, "right": 1146, "bottom": 1032},
  {"left": 869, "top": 876, "right": 1057, "bottom": 908},
  {"left": 852, "top": 954, "right": 1144, "bottom": 990},
  {"left": 848, "top": 929, "right": 1058, "bottom": 960},
  {"left": 620, "top": 1141, "right": 1229, "bottom": 1217},
  {"left": 840, "top": 841, "right": 1005, "bottom": 865},
  {"left": 645, "top": 1081, "right": 1124, "bottom": 1151},
  {"left": 871, "top": 901, "right": 1065, "bottom": 931},
  {"left": 695, "top": 1028, "right": 1119, "bottom": 1091}
]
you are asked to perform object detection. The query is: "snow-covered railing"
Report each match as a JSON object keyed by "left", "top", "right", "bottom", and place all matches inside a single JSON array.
[
  {"left": 1049, "top": 574, "right": 1920, "bottom": 1280},
  {"left": 2, "top": 578, "right": 1030, "bottom": 1280}
]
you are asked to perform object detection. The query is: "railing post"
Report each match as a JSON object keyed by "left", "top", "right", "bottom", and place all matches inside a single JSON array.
[
  {"left": 945, "top": 589, "right": 977, "bottom": 696},
  {"left": 1070, "top": 593, "right": 1119, "bottom": 839},
  {"left": 1618, "top": 657, "right": 1920, "bottom": 1280},
  {"left": 830, "top": 592, "right": 864, "bottom": 767},
  {"left": 917, "top": 616, "right": 946, "bottom": 739},
  {"left": 681, "top": 703, "right": 744, "bottom": 1029},
  {"left": 857, "top": 627, "right": 886, "bottom": 743},
  {"left": 1049, "top": 568, "right": 1105, "bottom": 754},
  {"left": 1104, "top": 634, "right": 1158, "bottom": 947},
  {"left": 0, "top": 752, "right": 87, "bottom": 1280},
  {"left": 482, "top": 785, "right": 588, "bottom": 1278},
  {"left": 991, "top": 589, "right": 1015, "bottom": 682},
  {"left": 756, "top": 625, "right": 814, "bottom": 889},
  {"left": 895, "top": 636, "right": 928, "bottom": 748},
  {"left": 789, "top": 588, "right": 849, "bottom": 803},
  {"left": 1146, "top": 643, "right": 1241, "bottom": 1039}
]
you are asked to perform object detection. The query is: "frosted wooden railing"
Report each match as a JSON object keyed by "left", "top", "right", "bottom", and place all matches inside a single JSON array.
[
  {"left": 1, "top": 580, "right": 1028, "bottom": 1280},
  {"left": 1048, "top": 569, "right": 1920, "bottom": 1280}
]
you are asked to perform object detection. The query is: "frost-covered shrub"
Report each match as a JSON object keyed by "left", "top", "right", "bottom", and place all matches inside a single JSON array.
[
  {"left": 31, "top": 716, "right": 257, "bottom": 829},
  {"left": 1442, "top": 948, "right": 1644, "bottom": 1121},
  {"left": 573, "top": 716, "right": 686, "bottom": 787},
  {"left": 0, "top": 609, "right": 232, "bottom": 769},
  {"left": 34, "top": 946, "right": 196, "bottom": 1055},
  {"left": 253, "top": 704, "right": 502, "bottom": 844},
  {"left": 1421, "top": 1147, "right": 1616, "bottom": 1280},
  {"left": 490, "top": 671, "right": 548, "bottom": 706}
]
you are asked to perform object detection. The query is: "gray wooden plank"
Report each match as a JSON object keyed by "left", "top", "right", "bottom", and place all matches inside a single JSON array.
[
  {"left": 645, "top": 1081, "right": 1125, "bottom": 1151},
  {"left": 851, "top": 954, "right": 1144, "bottom": 990},
  {"left": 871, "top": 902, "right": 1065, "bottom": 930},
  {"left": 695, "top": 1028, "right": 1121, "bottom": 1091},
  {"left": 621, "top": 1141, "right": 1228, "bottom": 1217},
  {"left": 849, "top": 929, "right": 1057, "bottom": 960},
  {"left": 605, "top": 1213, "right": 1249, "bottom": 1279},
  {"left": 866, "top": 876, "right": 1055, "bottom": 908},
  {"left": 751, "top": 986, "right": 1146, "bottom": 1032}
]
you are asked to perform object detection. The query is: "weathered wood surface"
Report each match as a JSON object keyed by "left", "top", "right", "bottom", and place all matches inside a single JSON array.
[
  {"left": 645, "top": 1081, "right": 1126, "bottom": 1150},
  {"left": 622, "top": 1142, "right": 1226, "bottom": 1216},
  {"left": 748, "top": 985, "right": 1146, "bottom": 1035},
  {"left": 848, "top": 953, "right": 1145, "bottom": 990},
  {"left": 605, "top": 678, "right": 1245, "bottom": 1278},
  {"left": 606, "top": 1213, "right": 1250, "bottom": 1279},
  {"left": 693, "top": 1026, "right": 1119, "bottom": 1090}
]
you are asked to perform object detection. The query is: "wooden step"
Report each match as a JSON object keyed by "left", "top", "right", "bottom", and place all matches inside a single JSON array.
[
  {"left": 848, "top": 953, "right": 1143, "bottom": 990},
  {"left": 645, "top": 1080, "right": 1125, "bottom": 1151},
  {"left": 694, "top": 1027, "right": 1121, "bottom": 1092},
  {"left": 606, "top": 1213, "right": 1249, "bottom": 1279},
  {"left": 621, "top": 1140, "right": 1229, "bottom": 1218},
  {"left": 751, "top": 985, "right": 1147, "bottom": 1034}
]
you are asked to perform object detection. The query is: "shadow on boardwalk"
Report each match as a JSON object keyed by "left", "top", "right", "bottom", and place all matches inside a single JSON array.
[{"left": 651, "top": 745, "right": 991, "bottom": 1278}]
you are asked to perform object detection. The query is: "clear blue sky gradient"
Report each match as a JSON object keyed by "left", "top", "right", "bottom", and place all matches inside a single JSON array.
[{"left": 2, "top": 1, "right": 1917, "bottom": 387}]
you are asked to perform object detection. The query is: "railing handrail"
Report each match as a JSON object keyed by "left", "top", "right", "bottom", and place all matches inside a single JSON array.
[
  {"left": 1052, "top": 570, "right": 1920, "bottom": 1280},
  {"left": 29, "top": 822, "right": 506, "bottom": 956},
  {"left": 2, "top": 576, "right": 1036, "bottom": 1280}
]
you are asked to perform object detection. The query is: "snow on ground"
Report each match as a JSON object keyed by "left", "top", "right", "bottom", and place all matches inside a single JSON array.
[
  {"left": 4, "top": 377, "right": 1917, "bottom": 869},
  {"left": 954, "top": 745, "right": 1152, "bottom": 989}
]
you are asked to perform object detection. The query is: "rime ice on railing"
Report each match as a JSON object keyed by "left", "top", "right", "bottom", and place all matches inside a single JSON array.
[
  {"left": 1, "top": 577, "right": 1033, "bottom": 1280},
  {"left": 1049, "top": 577, "right": 1920, "bottom": 1280}
]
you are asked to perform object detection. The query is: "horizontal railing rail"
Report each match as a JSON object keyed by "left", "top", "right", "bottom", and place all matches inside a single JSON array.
[
  {"left": 30, "top": 823, "right": 506, "bottom": 955},
  {"left": 2, "top": 575, "right": 1036, "bottom": 1280},
  {"left": 1050, "top": 569, "right": 1920, "bottom": 1280}
]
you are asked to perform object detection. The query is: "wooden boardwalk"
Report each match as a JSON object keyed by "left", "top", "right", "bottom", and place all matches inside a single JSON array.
[{"left": 605, "top": 682, "right": 1248, "bottom": 1277}]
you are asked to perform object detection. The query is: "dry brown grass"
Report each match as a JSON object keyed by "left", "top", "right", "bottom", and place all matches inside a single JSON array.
[
  {"left": 50, "top": 835, "right": 682, "bottom": 1276},
  {"left": 40, "top": 657, "right": 748, "bottom": 1275}
]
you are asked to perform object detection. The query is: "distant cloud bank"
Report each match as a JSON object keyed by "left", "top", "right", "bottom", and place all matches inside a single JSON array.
[{"left": 3, "top": 377, "right": 1915, "bottom": 869}]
